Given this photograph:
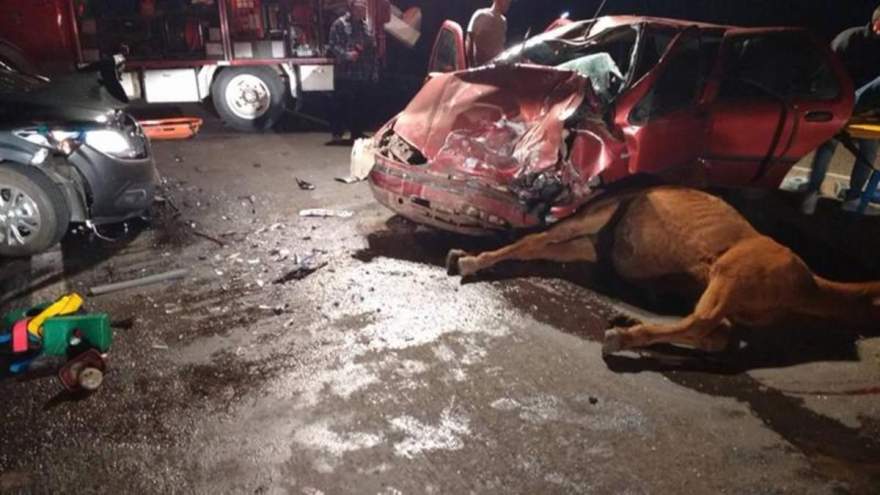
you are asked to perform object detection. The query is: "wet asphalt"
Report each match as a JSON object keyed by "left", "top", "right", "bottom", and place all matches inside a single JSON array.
[{"left": 0, "top": 121, "right": 879, "bottom": 494}]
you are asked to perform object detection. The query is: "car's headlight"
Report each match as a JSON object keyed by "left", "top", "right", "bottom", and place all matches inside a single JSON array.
[
  {"left": 14, "top": 127, "right": 137, "bottom": 159},
  {"left": 84, "top": 129, "right": 136, "bottom": 158}
]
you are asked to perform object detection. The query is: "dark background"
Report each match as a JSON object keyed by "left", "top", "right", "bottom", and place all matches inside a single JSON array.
[{"left": 386, "top": 0, "right": 880, "bottom": 76}]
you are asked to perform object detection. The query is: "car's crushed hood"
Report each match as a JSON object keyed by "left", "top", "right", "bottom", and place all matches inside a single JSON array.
[
  {"left": 0, "top": 60, "right": 129, "bottom": 126},
  {"left": 388, "top": 64, "right": 597, "bottom": 192}
]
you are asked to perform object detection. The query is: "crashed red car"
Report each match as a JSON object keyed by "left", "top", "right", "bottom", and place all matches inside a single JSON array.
[{"left": 368, "top": 16, "right": 854, "bottom": 235}]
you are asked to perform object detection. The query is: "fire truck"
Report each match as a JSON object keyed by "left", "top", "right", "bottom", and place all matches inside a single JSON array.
[{"left": 0, "top": 0, "right": 421, "bottom": 131}]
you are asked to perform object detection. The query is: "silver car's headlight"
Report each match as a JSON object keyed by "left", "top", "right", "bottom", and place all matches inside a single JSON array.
[{"left": 84, "top": 129, "right": 136, "bottom": 158}]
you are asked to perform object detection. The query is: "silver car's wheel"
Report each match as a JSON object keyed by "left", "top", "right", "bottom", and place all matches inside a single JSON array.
[
  {"left": 0, "top": 185, "right": 42, "bottom": 248},
  {"left": 0, "top": 165, "right": 70, "bottom": 257}
]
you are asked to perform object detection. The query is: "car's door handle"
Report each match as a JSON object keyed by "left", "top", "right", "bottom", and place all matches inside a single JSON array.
[{"left": 804, "top": 111, "right": 834, "bottom": 122}]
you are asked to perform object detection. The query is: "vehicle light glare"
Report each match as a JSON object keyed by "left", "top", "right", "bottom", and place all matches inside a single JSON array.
[{"left": 85, "top": 129, "right": 132, "bottom": 157}]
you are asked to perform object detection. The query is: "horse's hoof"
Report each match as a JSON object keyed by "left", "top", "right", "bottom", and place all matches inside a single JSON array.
[
  {"left": 603, "top": 329, "right": 624, "bottom": 355},
  {"left": 446, "top": 249, "right": 467, "bottom": 276}
]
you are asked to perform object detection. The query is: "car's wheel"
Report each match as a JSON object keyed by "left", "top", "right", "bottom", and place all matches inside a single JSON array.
[
  {"left": 0, "top": 165, "right": 71, "bottom": 257},
  {"left": 212, "top": 67, "right": 286, "bottom": 132}
]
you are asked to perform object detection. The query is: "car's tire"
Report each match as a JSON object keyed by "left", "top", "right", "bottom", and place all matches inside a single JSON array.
[
  {"left": 0, "top": 165, "right": 71, "bottom": 257},
  {"left": 211, "top": 67, "right": 286, "bottom": 132}
]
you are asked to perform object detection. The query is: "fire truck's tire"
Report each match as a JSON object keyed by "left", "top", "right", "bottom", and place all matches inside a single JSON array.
[
  {"left": 212, "top": 67, "right": 286, "bottom": 132},
  {"left": 0, "top": 165, "right": 71, "bottom": 258}
]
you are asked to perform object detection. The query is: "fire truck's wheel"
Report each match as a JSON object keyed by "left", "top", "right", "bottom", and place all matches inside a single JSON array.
[
  {"left": 0, "top": 165, "right": 70, "bottom": 258},
  {"left": 212, "top": 67, "right": 286, "bottom": 132}
]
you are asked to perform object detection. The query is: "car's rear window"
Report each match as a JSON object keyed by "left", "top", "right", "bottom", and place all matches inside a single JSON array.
[{"left": 718, "top": 31, "right": 840, "bottom": 101}]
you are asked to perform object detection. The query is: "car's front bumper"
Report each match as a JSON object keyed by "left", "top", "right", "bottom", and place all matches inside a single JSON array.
[
  {"left": 68, "top": 144, "right": 157, "bottom": 225},
  {"left": 368, "top": 154, "right": 543, "bottom": 236}
]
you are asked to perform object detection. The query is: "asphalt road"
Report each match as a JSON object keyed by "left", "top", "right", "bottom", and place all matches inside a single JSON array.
[{"left": 0, "top": 120, "right": 879, "bottom": 494}]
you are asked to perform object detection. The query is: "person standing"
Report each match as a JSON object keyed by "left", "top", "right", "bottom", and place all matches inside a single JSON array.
[
  {"left": 802, "top": 6, "right": 880, "bottom": 215},
  {"left": 466, "top": 0, "right": 511, "bottom": 67},
  {"left": 327, "top": 0, "right": 377, "bottom": 145}
]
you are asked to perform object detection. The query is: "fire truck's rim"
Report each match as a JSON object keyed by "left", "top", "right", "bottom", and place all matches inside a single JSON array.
[
  {"left": 0, "top": 185, "right": 41, "bottom": 247},
  {"left": 225, "top": 74, "right": 272, "bottom": 120}
]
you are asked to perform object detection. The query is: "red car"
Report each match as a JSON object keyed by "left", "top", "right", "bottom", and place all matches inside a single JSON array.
[{"left": 369, "top": 16, "right": 854, "bottom": 235}]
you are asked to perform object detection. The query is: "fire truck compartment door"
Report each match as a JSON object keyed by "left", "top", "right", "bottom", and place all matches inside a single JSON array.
[
  {"left": 299, "top": 65, "right": 334, "bottom": 91},
  {"left": 143, "top": 69, "right": 201, "bottom": 103}
]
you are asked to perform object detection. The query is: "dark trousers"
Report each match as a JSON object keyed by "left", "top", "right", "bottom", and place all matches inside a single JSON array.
[
  {"left": 807, "top": 75, "right": 880, "bottom": 199},
  {"left": 330, "top": 78, "right": 372, "bottom": 139}
]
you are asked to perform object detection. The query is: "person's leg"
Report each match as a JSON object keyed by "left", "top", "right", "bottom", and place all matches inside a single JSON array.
[
  {"left": 350, "top": 80, "right": 369, "bottom": 139},
  {"left": 329, "top": 79, "right": 349, "bottom": 141},
  {"left": 806, "top": 140, "right": 838, "bottom": 193},
  {"left": 802, "top": 139, "right": 838, "bottom": 214},
  {"left": 844, "top": 138, "right": 879, "bottom": 201}
]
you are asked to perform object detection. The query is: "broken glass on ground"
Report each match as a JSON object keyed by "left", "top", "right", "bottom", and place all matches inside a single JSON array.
[{"left": 273, "top": 253, "right": 327, "bottom": 284}]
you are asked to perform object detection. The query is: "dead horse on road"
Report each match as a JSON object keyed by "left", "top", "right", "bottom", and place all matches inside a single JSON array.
[{"left": 446, "top": 187, "right": 880, "bottom": 354}]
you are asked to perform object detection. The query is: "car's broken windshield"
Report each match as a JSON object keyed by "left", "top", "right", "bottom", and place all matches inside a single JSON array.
[
  {"left": 494, "top": 20, "right": 594, "bottom": 65},
  {"left": 496, "top": 24, "right": 637, "bottom": 102}
]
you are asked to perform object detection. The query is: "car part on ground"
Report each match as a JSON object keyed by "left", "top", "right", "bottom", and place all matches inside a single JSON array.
[
  {"left": 370, "top": 16, "right": 854, "bottom": 235},
  {"left": 1, "top": 293, "right": 112, "bottom": 392},
  {"left": 88, "top": 268, "right": 189, "bottom": 296}
]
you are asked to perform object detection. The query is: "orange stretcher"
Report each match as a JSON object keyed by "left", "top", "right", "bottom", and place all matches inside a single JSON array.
[
  {"left": 847, "top": 119, "right": 880, "bottom": 140},
  {"left": 139, "top": 117, "right": 203, "bottom": 140}
]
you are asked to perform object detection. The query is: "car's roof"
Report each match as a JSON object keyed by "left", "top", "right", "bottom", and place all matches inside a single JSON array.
[
  {"left": 590, "top": 15, "right": 804, "bottom": 34},
  {"left": 596, "top": 15, "right": 729, "bottom": 30}
]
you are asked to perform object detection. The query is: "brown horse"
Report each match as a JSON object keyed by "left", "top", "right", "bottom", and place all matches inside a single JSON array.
[{"left": 446, "top": 187, "right": 880, "bottom": 354}]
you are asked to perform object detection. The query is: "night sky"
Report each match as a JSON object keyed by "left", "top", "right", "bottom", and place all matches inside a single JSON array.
[{"left": 386, "top": 0, "right": 880, "bottom": 76}]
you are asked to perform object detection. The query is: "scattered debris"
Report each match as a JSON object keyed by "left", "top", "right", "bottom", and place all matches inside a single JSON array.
[
  {"left": 2, "top": 293, "right": 111, "bottom": 391},
  {"left": 350, "top": 137, "right": 376, "bottom": 179},
  {"left": 111, "top": 318, "right": 135, "bottom": 330},
  {"left": 174, "top": 155, "right": 184, "bottom": 163},
  {"left": 299, "top": 208, "right": 355, "bottom": 219},
  {"left": 191, "top": 229, "right": 226, "bottom": 247},
  {"left": 89, "top": 269, "right": 189, "bottom": 296},
  {"left": 258, "top": 305, "right": 286, "bottom": 315},
  {"left": 269, "top": 248, "right": 291, "bottom": 262},
  {"left": 296, "top": 177, "right": 316, "bottom": 190},
  {"left": 335, "top": 176, "right": 360, "bottom": 184},
  {"left": 780, "top": 176, "right": 809, "bottom": 193},
  {"left": 273, "top": 254, "right": 327, "bottom": 284}
]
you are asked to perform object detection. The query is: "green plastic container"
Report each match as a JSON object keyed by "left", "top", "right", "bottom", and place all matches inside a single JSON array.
[{"left": 41, "top": 315, "right": 113, "bottom": 356}]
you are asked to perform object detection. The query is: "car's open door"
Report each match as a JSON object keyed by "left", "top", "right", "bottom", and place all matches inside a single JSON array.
[
  {"left": 611, "top": 26, "right": 712, "bottom": 180},
  {"left": 700, "top": 28, "right": 853, "bottom": 187},
  {"left": 428, "top": 20, "right": 466, "bottom": 73}
]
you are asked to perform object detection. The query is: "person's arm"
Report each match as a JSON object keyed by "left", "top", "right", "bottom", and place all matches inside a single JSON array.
[
  {"left": 328, "top": 19, "right": 348, "bottom": 59},
  {"left": 329, "top": 19, "right": 361, "bottom": 61},
  {"left": 467, "top": 12, "right": 487, "bottom": 65}
]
